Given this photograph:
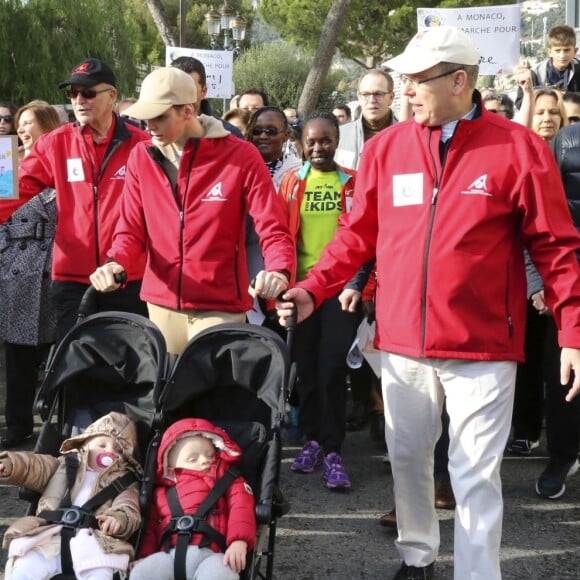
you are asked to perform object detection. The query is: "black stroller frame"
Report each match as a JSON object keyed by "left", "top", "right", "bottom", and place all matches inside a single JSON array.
[
  {"left": 141, "top": 322, "right": 293, "bottom": 580},
  {"left": 12, "top": 286, "right": 294, "bottom": 580},
  {"left": 18, "top": 309, "right": 170, "bottom": 580}
]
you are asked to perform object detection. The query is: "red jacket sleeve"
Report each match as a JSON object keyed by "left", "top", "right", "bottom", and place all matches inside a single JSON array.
[{"left": 225, "top": 476, "right": 256, "bottom": 551}]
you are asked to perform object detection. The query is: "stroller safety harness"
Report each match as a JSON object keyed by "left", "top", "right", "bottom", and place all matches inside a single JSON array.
[
  {"left": 161, "top": 466, "right": 242, "bottom": 580},
  {"left": 38, "top": 454, "right": 137, "bottom": 578}
]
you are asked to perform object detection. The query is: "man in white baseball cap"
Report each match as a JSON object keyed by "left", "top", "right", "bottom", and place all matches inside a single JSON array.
[
  {"left": 277, "top": 25, "right": 580, "bottom": 580},
  {"left": 90, "top": 67, "right": 295, "bottom": 355}
]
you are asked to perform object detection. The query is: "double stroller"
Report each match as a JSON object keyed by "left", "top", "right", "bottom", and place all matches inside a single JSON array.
[{"left": 14, "top": 300, "right": 292, "bottom": 580}]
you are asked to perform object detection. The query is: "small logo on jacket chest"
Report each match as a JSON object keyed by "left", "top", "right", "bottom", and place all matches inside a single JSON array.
[
  {"left": 461, "top": 174, "right": 492, "bottom": 196},
  {"left": 202, "top": 182, "right": 227, "bottom": 202}
]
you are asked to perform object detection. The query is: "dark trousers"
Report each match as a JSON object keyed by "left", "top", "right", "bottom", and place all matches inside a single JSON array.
[
  {"left": 51, "top": 280, "right": 148, "bottom": 342},
  {"left": 293, "top": 293, "right": 359, "bottom": 454},
  {"left": 513, "top": 304, "right": 580, "bottom": 460},
  {"left": 512, "top": 303, "right": 545, "bottom": 442},
  {"left": 4, "top": 342, "right": 51, "bottom": 435},
  {"left": 434, "top": 402, "right": 450, "bottom": 479}
]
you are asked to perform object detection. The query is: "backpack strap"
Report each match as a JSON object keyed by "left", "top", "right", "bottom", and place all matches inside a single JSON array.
[{"left": 161, "top": 467, "right": 242, "bottom": 580}]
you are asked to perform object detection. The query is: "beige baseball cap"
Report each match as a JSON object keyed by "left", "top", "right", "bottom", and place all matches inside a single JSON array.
[
  {"left": 383, "top": 26, "right": 480, "bottom": 75},
  {"left": 124, "top": 67, "right": 197, "bottom": 120}
]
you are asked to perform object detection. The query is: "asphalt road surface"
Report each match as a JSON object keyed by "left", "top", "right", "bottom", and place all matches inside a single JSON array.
[{"left": 0, "top": 344, "right": 579, "bottom": 579}]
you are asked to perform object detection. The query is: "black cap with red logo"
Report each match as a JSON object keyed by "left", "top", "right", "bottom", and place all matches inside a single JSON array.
[{"left": 58, "top": 58, "right": 117, "bottom": 89}]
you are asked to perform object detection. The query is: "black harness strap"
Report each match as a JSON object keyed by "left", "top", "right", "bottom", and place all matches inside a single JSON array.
[
  {"left": 161, "top": 467, "right": 241, "bottom": 580},
  {"left": 38, "top": 455, "right": 137, "bottom": 578}
]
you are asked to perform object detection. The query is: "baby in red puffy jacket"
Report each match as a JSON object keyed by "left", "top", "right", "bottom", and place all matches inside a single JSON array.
[{"left": 131, "top": 418, "right": 256, "bottom": 580}]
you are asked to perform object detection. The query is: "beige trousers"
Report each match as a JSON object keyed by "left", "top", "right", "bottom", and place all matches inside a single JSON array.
[{"left": 148, "top": 303, "right": 246, "bottom": 355}]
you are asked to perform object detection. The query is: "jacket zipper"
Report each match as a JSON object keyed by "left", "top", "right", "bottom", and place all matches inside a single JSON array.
[
  {"left": 81, "top": 131, "right": 123, "bottom": 267},
  {"left": 421, "top": 136, "right": 439, "bottom": 356},
  {"left": 177, "top": 139, "right": 199, "bottom": 309}
]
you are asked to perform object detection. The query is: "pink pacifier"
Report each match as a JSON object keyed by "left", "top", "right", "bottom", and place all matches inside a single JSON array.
[{"left": 96, "top": 453, "right": 116, "bottom": 468}]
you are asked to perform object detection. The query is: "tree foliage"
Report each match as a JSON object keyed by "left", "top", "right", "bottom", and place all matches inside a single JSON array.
[
  {"left": 261, "top": 0, "right": 519, "bottom": 68},
  {"left": 298, "top": 0, "right": 351, "bottom": 116},
  {"left": 0, "top": 0, "right": 163, "bottom": 105},
  {"left": 232, "top": 41, "right": 344, "bottom": 110}
]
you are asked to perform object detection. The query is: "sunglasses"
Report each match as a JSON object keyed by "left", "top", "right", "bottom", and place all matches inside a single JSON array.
[
  {"left": 65, "top": 87, "right": 112, "bottom": 100},
  {"left": 0, "top": 115, "right": 13, "bottom": 123},
  {"left": 568, "top": 116, "right": 580, "bottom": 124},
  {"left": 251, "top": 128, "right": 283, "bottom": 137}
]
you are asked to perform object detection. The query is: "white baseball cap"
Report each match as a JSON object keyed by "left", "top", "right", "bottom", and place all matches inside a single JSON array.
[
  {"left": 383, "top": 26, "right": 480, "bottom": 75},
  {"left": 124, "top": 67, "right": 197, "bottom": 120}
]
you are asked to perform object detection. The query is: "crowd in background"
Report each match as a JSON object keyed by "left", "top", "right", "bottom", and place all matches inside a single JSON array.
[{"left": 2, "top": 21, "right": 580, "bottom": 580}]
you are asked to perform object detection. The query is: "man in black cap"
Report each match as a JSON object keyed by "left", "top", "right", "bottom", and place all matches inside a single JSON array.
[{"left": 19, "top": 58, "right": 149, "bottom": 341}]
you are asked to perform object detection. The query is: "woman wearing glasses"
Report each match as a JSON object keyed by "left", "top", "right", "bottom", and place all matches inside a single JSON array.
[
  {"left": 246, "top": 107, "right": 301, "bottom": 191},
  {"left": 0, "top": 102, "right": 17, "bottom": 136},
  {"left": 245, "top": 107, "right": 302, "bottom": 326}
]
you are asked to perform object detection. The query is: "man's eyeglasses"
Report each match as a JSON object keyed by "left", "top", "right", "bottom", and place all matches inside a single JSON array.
[
  {"left": 251, "top": 128, "right": 283, "bottom": 137},
  {"left": 569, "top": 115, "right": 580, "bottom": 124},
  {"left": 358, "top": 91, "right": 390, "bottom": 101},
  {"left": 65, "top": 87, "right": 112, "bottom": 100},
  {"left": 486, "top": 109, "right": 510, "bottom": 115},
  {"left": 0, "top": 115, "right": 13, "bottom": 123},
  {"left": 401, "top": 67, "right": 464, "bottom": 87}
]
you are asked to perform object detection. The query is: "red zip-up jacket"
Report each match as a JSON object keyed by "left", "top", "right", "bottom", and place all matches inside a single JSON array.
[
  {"left": 109, "top": 116, "right": 295, "bottom": 312},
  {"left": 299, "top": 101, "right": 580, "bottom": 361},
  {"left": 138, "top": 418, "right": 256, "bottom": 557},
  {"left": 18, "top": 115, "right": 148, "bottom": 283}
]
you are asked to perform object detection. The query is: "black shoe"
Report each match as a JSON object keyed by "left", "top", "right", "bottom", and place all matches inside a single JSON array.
[
  {"left": 369, "top": 410, "right": 387, "bottom": 450},
  {"left": 393, "top": 562, "right": 435, "bottom": 580},
  {"left": 0, "top": 430, "right": 33, "bottom": 449},
  {"left": 536, "top": 458, "right": 579, "bottom": 499},
  {"left": 346, "top": 401, "right": 369, "bottom": 431}
]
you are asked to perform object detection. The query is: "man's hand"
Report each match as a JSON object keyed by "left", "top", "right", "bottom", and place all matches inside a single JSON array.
[
  {"left": 338, "top": 289, "right": 361, "bottom": 313},
  {"left": 531, "top": 291, "right": 549, "bottom": 315},
  {"left": 514, "top": 65, "right": 533, "bottom": 92},
  {"left": 223, "top": 540, "right": 247, "bottom": 573},
  {"left": 561, "top": 347, "right": 580, "bottom": 401},
  {"left": 249, "top": 270, "right": 288, "bottom": 300},
  {"left": 276, "top": 287, "right": 315, "bottom": 326},
  {"left": 89, "top": 262, "right": 125, "bottom": 293}
]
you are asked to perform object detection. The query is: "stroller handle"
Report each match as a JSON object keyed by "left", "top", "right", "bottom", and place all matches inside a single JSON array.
[{"left": 77, "top": 271, "right": 127, "bottom": 322}]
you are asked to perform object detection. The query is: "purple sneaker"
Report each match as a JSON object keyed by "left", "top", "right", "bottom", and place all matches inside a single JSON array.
[
  {"left": 323, "top": 452, "right": 351, "bottom": 490},
  {"left": 291, "top": 440, "right": 323, "bottom": 473}
]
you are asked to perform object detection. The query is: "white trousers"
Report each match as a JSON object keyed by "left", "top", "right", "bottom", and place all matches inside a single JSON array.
[{"left": 381, "top": 353, "right": 516, "bottom": 580}]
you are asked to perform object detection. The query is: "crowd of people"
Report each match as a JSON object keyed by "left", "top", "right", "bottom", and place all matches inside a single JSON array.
[{"left": 1, "top": 20, "right": 580, "bottom": 580}]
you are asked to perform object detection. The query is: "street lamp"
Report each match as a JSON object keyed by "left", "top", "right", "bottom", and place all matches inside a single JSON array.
[{"left": 205, "top": 3, "right": 247, "bottom": 58}]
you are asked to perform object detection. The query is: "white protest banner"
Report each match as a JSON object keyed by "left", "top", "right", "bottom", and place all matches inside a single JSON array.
[
  {"left": 416, "top": 5, "right": 520, "bottom": 75},
  {"left": 165, "top": 47, "right": 233, "bottom": 99}
]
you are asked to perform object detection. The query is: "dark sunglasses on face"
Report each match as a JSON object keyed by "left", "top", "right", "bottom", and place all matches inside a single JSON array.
[
  {"left": 0, "top": 115, "right": 13, "bottom": 123},
  {"left": 568, "top": 115, "right": 580, "bottom": 124},
  {"left": 65, "top": 87, "right": 112, "bottom": 100},
  {"left": 251, "top": 128, "right": 283, "bottom": 137}
]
